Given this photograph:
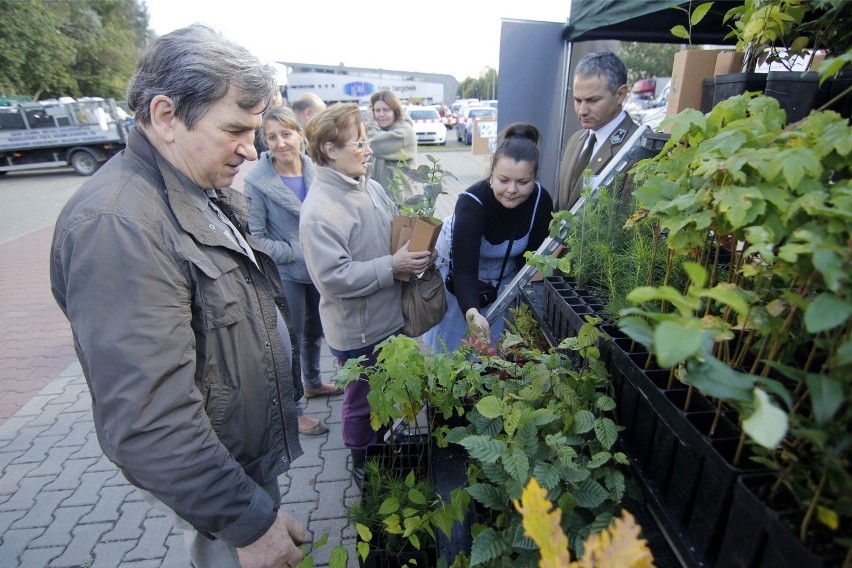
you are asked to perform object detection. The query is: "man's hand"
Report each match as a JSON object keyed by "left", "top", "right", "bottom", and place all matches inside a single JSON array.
[{"left": 237, "top": 511, "right": 307, "bottom": 568}]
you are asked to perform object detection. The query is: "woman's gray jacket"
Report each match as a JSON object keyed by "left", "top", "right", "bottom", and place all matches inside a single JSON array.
[{"left": 244, "top": 151, "right": 316, "bottom": 284}]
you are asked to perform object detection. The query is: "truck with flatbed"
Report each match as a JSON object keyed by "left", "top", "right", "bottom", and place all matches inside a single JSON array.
[{"left": 0, "top": 97, "right": 128, "bottom": 176}]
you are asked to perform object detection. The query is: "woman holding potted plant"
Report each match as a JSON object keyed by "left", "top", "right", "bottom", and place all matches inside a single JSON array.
[
  {"left": 299, "top": 103, "right": 432, "bottom": 487},
  {"left": 423, "top": 123, "right": 553, "bottom": 352}
]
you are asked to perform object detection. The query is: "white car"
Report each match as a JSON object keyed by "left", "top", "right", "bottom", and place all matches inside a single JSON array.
[{"left": 408, "top": 106, "right": 447, "bottom": 145}]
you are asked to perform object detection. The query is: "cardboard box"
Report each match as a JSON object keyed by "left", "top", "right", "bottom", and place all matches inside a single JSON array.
[
  {"left": 391, "top": 215, "right": 442, "bottom": 281},
  {"left": 714, "top": 51, "right": 745, "bottom": 75},
  {"left": 666, "top": 49, "right": 722, "bottom": 117},
  {"left": 471, "top": 117, "right": 498, "bottom": 156}
]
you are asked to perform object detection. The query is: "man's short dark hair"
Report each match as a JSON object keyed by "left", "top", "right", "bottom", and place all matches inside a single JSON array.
[{"left": 126, "top": 24, "right": 277, "bottom": 129}]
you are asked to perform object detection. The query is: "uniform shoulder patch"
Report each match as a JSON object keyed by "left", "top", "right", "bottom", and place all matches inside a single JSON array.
[{"left": 610, "top": 128, "right": 627, "bottom": 145}]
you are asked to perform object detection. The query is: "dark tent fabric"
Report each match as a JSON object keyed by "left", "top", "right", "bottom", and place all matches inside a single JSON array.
[{"left": 563, "top": 0, "right": 741, "bottom": 45}]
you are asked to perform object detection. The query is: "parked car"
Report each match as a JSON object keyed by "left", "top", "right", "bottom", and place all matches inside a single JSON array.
[
  {"left": 456, "top": 106, "right": 497, "bottom": 144},
  {"left": 408, "top": 105, "right": 447, "bottom": 145},
  {"left": 451, "top": 99, "right": 479, "bottom": 131},
  {"left": 432, "top": 104, "right": 454, "bottom": 129},
  {"left": 633, "top": 82, "right": 671, "bottom": 130}
]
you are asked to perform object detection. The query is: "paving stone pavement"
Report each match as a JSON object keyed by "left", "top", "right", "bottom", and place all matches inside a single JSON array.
[{"left": 0, "top": 147, "right": 491, "bottom": 567}]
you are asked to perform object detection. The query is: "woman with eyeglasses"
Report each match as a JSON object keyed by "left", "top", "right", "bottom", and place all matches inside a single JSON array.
[
  {"left": 299, "top": 103, "right": 432, "bottom": 488},
  {"left": 367, "top": 90, "right": 419, "bottom": 203}
]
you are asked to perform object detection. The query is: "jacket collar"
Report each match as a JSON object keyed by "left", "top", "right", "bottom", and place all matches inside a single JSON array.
[{"left": 244, "top": 151, "right": 315, "bottom": 215}]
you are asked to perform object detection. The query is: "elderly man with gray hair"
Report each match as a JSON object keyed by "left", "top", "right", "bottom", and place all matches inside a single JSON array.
[{"left": 50, "top": 24, "right": 307, "bottom": 568}]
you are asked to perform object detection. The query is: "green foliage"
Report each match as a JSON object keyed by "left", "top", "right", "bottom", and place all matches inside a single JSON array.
[
  {"left": 396, "top": 154, "right": 458, "bottom": 219},
  {"left": 295, "top": 533, "right": 349, "bottom": 568},
  {"left": 0, "top": 0, "right": 151, "bottom": 100},
  {"left": 722, "top": 0, "right": 839, "bottom": 72},
  {"left": 540, "top": 184, "right": 685, "bottom": 322},
  {"left": 670, "top": 1, "right": 715, "bottom": 46},
  {"left": 348, "top": 458, "right": 467, "bottom": 563},
  {"left": 618, "top": 42, "right": 680, "bottom": 87},
  {"left": 457, "top": 68, "right": 498, "bottom": 100},
  {"left": 625, "top": 92, "right": 852, "bottom": 548},
  {"left": 348, "top": 315, "right": 630, "bottom": 565}
]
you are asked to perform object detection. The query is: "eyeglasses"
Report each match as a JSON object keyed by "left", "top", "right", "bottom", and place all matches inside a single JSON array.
[{"left": 344, "top": 140, "right": 370, "bottom": 150}]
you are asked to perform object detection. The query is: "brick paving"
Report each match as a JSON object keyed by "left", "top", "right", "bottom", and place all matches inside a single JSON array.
[{"left": 0, "top": 147, "right": 489, "bottom": 567}]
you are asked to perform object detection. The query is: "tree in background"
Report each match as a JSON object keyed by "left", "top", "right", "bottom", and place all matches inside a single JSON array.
[
  {"left": 618, "top": 41, "right": 681, "bottom": 86},
  {"left": 457, "top": 67, "right": 498, "bottom": 100},
  {"left": 0, "top": 0, "right": 151, "bottom": 100}
]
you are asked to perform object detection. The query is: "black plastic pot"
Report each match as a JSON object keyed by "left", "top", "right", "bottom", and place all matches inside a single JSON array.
[
  {"left": 432, "top": 442, "right": 474, "bottom": 564},
  {"left": 701, "top": 77, "right": 715, "bottom": 113},
  {"left": 718, "top": 473, "right": 846, "bottom": 567},
  {"left": 542, "top": 277, "right": 594, "bottom": 342},
  {"left": 764, "top": 71, "right": 826, "bottom": 124},
  {"left": 712, "top": 72, "right": 768, "bottom": 106}
]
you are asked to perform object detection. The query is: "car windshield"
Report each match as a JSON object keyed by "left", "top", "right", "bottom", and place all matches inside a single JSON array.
[
  {"left": 469, "top": 108, "right": 496, "bottom": 118},
  {"left": 410, "top": 109, "right": 439, "bottom": 120}
]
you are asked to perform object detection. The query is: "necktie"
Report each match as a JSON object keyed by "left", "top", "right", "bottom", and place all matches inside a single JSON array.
[{"left": 570, "top": 132, "right": 596, "bottom": 194}]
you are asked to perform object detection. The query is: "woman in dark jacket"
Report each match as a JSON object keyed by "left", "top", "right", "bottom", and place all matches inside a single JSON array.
[{"left": 424, "top": 123, "right": 553, "bottom": 352}]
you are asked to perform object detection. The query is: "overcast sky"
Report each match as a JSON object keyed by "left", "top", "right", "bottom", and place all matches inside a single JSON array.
[{"left": 142, "top": 0, "right": 569, "bottom": 82}]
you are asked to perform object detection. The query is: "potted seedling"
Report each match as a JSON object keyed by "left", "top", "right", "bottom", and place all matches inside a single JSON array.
[{"left": 623, "top": 86, "right": 851, "bottom": 563}]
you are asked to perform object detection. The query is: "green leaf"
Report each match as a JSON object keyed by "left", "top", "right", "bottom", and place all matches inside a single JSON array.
[
  {"left": 355, "top": 523, "right": 372, "bottom": 542},
  {"left": 618, "top": 315, "right": 654, "bottom": 350},
  {"left": 817, "top": 506, "right": 840, "bottom": 531},
  {"left": 408, "top": 488, "right": 427, "bottom": 505},
  {"left": 587, "top": 451, "right": 613, "bottom": 469},
  {"left": 770, "top": 147, "right": 822, "bottom": 189},
  {"left": 573, "top": 477, "right": 609, "bottom": 508},
  {"left": 532, "top": 462, "right": 562, "bottom": 490},
  {"left": 470, "top": 528, "right": 511, "bottom": 566},
  {"left": 573, "top": 410, "right": 595, "bottom": 434},
  {"left": 670, "top": 24, "right": 689, "bottom": 39},
  {"left": 467, "top": 483, "right": 506, "bottom": 509},
  {"left": 686, "top": 355, "right": 755, "bottom": 402},
  {"left": 594, "top": 417, "right": 619, "bottom": 449},
  {"left": 595, "top": 395, "right": 617, "bottom": 412},
  {"left": 805, "top": 293, "right": 852, "bottom": 333},
  {"left": 328, "top": 546, "right": 349, "bottom": 568},
  {"left": 836, "top": 338, "right": 852, "bottom": 368},
  {"left": 378, "top": 497, "right": 399, "bottom": 515},
  {"left": 654, "top": 320, "right": 704, "bottom": 367},
  {"left": 459, "top": 436, "right": 507, "bottom": 464},
  {"left": 476, "top": 395, "right": 505, "bottom": 419},
  {"left": 504, "top": 446, "right": 530, "bottom": 483},
  {"left": 742, "top": 388, "right": 788, "bottom": 449},
  {"left": 805, "top": 374, "right": 843, "bottom": 425},
  {"left": 700, "top": 283, "right": 751, "bottom": 316},
  {"left": 691, "top": 2, "right": 714, "bottom": 25},
  {"left": 682, "top": 261, "right": 707, "bottom": 290},
  {"left": 356, "top": 541, "right": 370, "bottom": 562}
]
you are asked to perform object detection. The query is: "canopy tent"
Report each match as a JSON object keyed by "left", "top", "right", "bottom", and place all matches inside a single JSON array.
[{"left": 563, "top": 0, "right": 741, "bottom": 45}]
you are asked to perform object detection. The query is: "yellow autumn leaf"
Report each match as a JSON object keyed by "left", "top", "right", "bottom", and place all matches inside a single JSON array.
[
  {"left": 513, "top": 477, "right": 572, "bottom": 568},
  {"left": 573, "top": 510, "right": 655, "bottom": 568}
]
